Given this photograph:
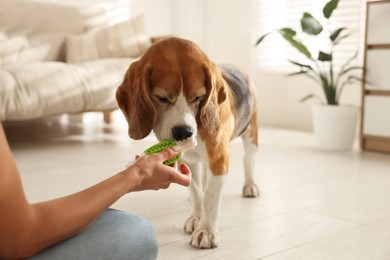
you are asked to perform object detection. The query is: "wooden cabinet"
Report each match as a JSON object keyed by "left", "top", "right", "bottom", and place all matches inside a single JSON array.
[{"left": 360, "top": 0, "right": 390, "bottom": 153}]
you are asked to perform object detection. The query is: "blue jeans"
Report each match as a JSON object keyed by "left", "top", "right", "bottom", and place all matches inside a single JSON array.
[{"left": 29, "top": 209, "right": 159, "bottom": 260}]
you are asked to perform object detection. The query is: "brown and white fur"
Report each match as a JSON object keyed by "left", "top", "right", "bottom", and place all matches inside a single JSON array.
[{"left": 116, "top": 37, "right": 259, "bottom": 249}]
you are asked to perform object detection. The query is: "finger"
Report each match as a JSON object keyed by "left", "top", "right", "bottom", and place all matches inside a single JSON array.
[
  {"left": 171, "top": 169, "right": 191, "bottom": 187},
  {"left": 179, "top": 163, "right": 191, "bottom": 177}
]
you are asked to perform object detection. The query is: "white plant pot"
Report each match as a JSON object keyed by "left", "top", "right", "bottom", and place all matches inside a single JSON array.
[{"left": 312, "top": 104, "right": 359, "bottom": 150}]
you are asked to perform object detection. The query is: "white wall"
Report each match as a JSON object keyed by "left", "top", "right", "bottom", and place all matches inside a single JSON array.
[
  {"left": 171, "top": 0, "right": 205, "bottom": 47},
  {"left": 202, "top": 0, "right": 256, "bottom": 72},
  {"left": 170, "top": 0, "right": 256, "bottom": 72},
  {"left": 130, "top": 0, "right": 173, "bottom": 36}
]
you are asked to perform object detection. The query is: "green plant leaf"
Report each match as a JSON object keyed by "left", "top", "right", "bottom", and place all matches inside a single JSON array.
[
  {"left": 319, "top": 73, "right": 338, "bottom": 105},
  {"left": 277, "top": 29, "right": 312, "bottom": 59},
  {"left": 323, "top": 0, "right": 339, "bottom": 19},
  {"left": 340, "top": 51, "right": 358, "bottom": 72},
  {"left": 287, "top": 70, "right": 309, "bottom": 77},
  {"left": 301, "top": 12, "right": 323, "bottom": 35},
  {"left": 339, "top": 66, "right": 363, "bottom": 77},
  {"left": 279, "top": 28, "right": 296, "bottom": 37},
  {"left": 288, "top": 60, "right": 313, "bottom": 69},
  {"left": 318, "top": 51, "right": 332, "bottom": 61},
  {"left": 299, "top": 94, "right": 315, "bottom": 103},
  {"left": 330, "top": 27, "right": 346, "bottom": 42},
  {"left": 334, "top": 32, "right": 351, "bottom": 45},
  {"left": 254, "top": 32, "right": 272, "bottom": 46}
]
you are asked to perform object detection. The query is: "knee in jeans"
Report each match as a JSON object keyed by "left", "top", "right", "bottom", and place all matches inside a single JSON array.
[
  {"left": 133, "top": 215, "right": 159, "bottom": 258},
  {"left": 115, "top": 213, "right": 159, "bottom": 260},
  {"left": 28, "top": 210, "right": 159, "bottom": 260}
]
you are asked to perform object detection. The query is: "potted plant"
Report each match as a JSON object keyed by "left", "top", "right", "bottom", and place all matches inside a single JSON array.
[{"left": 255, "top": 0, "right": 364, "bottom": 150}]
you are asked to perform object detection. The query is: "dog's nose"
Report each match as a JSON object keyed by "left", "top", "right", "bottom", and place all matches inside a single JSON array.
[{"left": 172, "top": 126, "right": 193, "bottom": 141}]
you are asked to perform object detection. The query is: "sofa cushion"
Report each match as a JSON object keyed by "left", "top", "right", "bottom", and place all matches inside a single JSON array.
[
  {"left": 0, "top": 30, "right": 68, "bottom": 67},
  {"left": 0, "top": 59, "right": 133, "bottom": 121},
  {"left": 0, "top": 0, "right": 109, "bottom": 65},
  {"left": 66, "top": 14, "right": 151, "bottom": 63}
]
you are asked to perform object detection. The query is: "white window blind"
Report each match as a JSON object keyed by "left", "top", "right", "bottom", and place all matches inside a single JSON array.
[{"left": 255, "top": 0, "right": 363, "bottom": 73}]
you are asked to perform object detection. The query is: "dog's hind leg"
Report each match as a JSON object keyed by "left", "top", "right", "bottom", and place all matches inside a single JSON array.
[{"left": 241, "top": 123, "right": 259, "bottom": 198}]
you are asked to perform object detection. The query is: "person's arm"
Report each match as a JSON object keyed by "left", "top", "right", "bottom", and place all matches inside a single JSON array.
[{"left": 0, "top": 123, "right": 191, "bottom": 259}]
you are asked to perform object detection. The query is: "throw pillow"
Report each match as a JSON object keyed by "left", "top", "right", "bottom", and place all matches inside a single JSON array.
[{"left": 66, "top": 14, "right": 151, "bottom": 63}]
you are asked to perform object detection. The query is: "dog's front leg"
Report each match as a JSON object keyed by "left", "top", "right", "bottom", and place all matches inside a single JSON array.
[
  {"left": 184, "top": 162, "right": 203, "bottom": 234},
  {"left": 190, "top": 173, "right": 227, "bottom": 249}
]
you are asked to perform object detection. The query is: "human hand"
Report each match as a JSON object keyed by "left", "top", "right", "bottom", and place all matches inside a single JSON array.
[{"left": 125, "top": 147, "right": 191, "bottom": 192}]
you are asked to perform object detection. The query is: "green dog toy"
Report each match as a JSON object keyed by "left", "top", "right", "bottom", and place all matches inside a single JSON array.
[
  {"left": 143, "top": 140, "right": 180, "bottom": 165},
  {"left": 126, "top": 138, "right": 197, "bottom": 168}
]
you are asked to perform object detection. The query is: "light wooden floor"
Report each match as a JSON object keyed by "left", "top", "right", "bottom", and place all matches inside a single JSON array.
[{"left": 4, "top": 114, "right": 390, "bottom": 260}]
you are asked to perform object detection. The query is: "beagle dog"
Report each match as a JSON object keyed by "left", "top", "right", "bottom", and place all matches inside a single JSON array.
[{"left": 116, "top": 37, "right": 259, "bottom": 249}]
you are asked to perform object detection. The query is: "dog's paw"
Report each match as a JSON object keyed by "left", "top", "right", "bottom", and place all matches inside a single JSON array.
[
  {"left": 243, "top": 183, "right": 260, "bottom": 198},
  {"left": 184, "top": 216, "right": 200, "bottom": 234},
  {"left": 190, "top": 229, "right": 219, "bottom": 249}
]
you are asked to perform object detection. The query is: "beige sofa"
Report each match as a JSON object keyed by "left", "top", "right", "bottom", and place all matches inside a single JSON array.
[{"left": 0, "top": 0, "right": 152, "bottom": 123}]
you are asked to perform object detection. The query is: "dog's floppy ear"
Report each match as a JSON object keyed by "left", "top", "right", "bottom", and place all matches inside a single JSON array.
[
  {"left": 198, "top": 61, "right": 227, "bottom": 134},
  {"left": 116, "top": 61, "right": 156, "bottom": 139}
]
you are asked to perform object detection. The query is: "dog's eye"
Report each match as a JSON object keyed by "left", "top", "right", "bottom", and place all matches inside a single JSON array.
[
  {"left": 155, "top": 96, "right": 172, "bottom": 104},
  {"left": 191, "top": 95, "right": 205, "bottom": 103}
]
